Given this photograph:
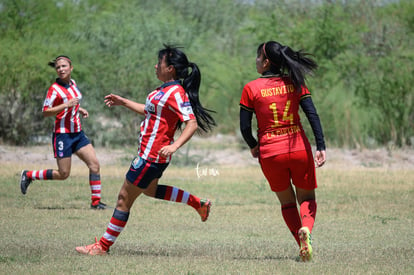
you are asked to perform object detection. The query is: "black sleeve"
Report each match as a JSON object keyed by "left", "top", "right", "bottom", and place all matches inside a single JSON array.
[
  {"left": 300, "top": 96, "right": 326, "bottom": 151},
  {"left": 239, "top": 107, "right": 258, "bottom": 149}
]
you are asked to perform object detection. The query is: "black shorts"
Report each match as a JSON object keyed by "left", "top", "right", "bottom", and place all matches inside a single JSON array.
[
  {"left": 126, "top": 156, "right": 169, "bottom": 189},
  {"left": 52, "top": 131, "right": 91, "bottom": 158}
]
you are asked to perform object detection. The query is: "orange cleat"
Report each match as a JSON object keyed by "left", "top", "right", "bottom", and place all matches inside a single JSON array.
[
  {"left": 75, "top": 237, "right": 108, "bottom": 255},
  {"left": 197, "top": 199, "right": 212, "bottom": 222}
]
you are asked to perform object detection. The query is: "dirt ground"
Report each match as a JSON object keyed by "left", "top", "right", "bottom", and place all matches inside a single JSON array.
[{"left": 1, "top": 134, "right": 414, "bottom": 170}]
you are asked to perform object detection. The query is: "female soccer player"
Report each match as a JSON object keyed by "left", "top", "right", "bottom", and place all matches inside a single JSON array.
[
  {"left": 19, "top": 55, "right": 107, "bottom": 209},
  {"left": 76, "top": 45, "right": 216, "bottom": 255},
  {"left": 239, "top": 41, "right": 326, "bottom": 261}
]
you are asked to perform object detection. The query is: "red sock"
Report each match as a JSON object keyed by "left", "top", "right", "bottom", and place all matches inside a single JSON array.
[
  {"left": 154, "top": 185, "right": 201, "bottom": 209},
  {"left": 89, "top": 174, "right": 101, "bottom": 205},
  {"left": 100, "top": 209, "right": 129, "bottom": 251},
  {"left": 281, "top": 203, "right": 302, "bottom": 246},
  {"left": 26, "top": 169, "right": 53, "bottom": 180},
  {"left": 300, "top": 200, "right": 317, "bottom": 232}
]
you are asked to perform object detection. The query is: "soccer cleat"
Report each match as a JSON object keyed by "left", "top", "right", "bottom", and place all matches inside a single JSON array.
[
  {"left": 90, "top": 201, "right": 108, "bottom": 210},
  {"left": 75, "top": 237, "right": 108, "bottom": 255},
  {"left": 197, "top": 199, "right": 211, "bottom": 222},
  {"left": 298, "top": 226, "right": 313, "bottom": 262},
  {"left": 20, "top": 170, "right": 33, "bottom": 195}
]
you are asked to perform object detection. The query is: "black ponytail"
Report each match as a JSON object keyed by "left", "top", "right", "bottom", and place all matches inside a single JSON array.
[
  {"left": 183, "top": 62, "right": 216, "bottom": 132},
  {"left": 260, "top": 41, "right": 318, "bottom": 91},
  {"left": 159, "top": 45, "right": 216, "bottom": 133}
]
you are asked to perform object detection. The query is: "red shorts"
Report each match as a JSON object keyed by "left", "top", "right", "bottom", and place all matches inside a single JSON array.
[{"left": 259, "top": 150, "right": 317, "bottom": 192}]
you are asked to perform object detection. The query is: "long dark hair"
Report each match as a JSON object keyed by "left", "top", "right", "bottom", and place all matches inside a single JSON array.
[
  {"left": 258, "top": 41, "right": 318, "bottom": 91},
  {"left": 158, "top": 44, "right": 216, "bottom": 133}
]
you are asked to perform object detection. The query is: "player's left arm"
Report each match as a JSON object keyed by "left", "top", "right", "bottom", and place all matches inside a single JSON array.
[
  {"left": 79, "top": 107, "right": 89, "bottom": 118},
  {"left": 158, "top": 119, "right": 198, "bottom": 158},
  {"left": 300, "top": 96, "right": 326, "bottom": 167}
]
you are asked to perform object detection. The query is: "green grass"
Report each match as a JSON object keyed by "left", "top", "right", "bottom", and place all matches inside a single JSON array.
[{"left": 1, "top": 156, "right": 413, "bottom": 274}]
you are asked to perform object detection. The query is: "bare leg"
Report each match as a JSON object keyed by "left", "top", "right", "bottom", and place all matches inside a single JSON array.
[
  {"left": 295, "top": 187, "right": 315, "bottom": 205},
  {"left": 75, "top": 144, "right": 100, "bottom": 174},
  {"left": 142, "top": 178, "right": 160, "bottom": 197},
  {"left": 116, "top": 178, "right": 159, "bottom": 212},
  {"left": 75, "top": 144, "right": 104, "bottom": 206},
  {"left": 275, "top": 184, "right": 296, "bottom": 205},
  {"left": 54, "top": 157, "right": 72, "bottom": 180},
  {"left": 75, "top": 179, "right": 151, "bottom": 254}
]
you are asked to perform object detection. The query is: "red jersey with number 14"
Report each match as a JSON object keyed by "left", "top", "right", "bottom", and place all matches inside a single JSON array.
[
  {"left": 240, "top": 75, "right": 312, "bottom": 158},
  {"left": 138, "top": 82, "right": 195, "bottom": 163},
  {"left": 43, "top": 79, "right": 82, "bottom": 133}
]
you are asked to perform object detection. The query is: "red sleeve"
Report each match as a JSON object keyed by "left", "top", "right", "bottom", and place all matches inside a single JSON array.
[
  {"left": 240, "top": 83, "right": 255, "bottom": 112},
  {"left": 300, "top": 85, "right": 311, "bottom": 99},
  {"left": 168, "top": 87, "right": 195, "bottom": 122},
  {"left": 42, "top": 85, "right": 60, "bottom": 112}
]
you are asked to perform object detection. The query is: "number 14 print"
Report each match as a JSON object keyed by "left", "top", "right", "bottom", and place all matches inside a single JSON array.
[{"left": 269, "top": 100, "right": 293, "bottom": 127}]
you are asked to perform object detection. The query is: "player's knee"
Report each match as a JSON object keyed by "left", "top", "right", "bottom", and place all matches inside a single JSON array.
[
  {"left": 58, "top": 171, "right": 70, "bottom": 180},
  {"left": 115, "top": 193, "right": 129, "bottom": 211},
  {"left": 88, "top": 161, "right": 100, "bottom": 174},
  {"left": 143, "top": 186, "right": 156, "bottom": 197}
]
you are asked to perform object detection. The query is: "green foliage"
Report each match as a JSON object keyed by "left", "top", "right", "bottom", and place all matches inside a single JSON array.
[
  {"left": 0, "top": 0, "right": 413, "bottom": 147},
  {"left": 347, "top": 0, "right": 414, "bottom": 147}
]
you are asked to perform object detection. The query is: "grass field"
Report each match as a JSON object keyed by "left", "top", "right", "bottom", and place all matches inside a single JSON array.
[{"left": 0, "top": 143, "right": 413, "bottom": 275}]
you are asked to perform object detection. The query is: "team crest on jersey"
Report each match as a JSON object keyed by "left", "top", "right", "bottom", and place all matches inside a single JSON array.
[{"left": 154, "top": 91, "right": 165, "bottom": 101}]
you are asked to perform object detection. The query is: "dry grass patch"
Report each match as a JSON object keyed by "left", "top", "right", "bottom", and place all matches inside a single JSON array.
[{"left": 1, "top": 145, "right": 413, "bottom": 274}]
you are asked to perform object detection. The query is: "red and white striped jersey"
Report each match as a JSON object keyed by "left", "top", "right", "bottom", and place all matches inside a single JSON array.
[
  {"left": 138, "top": 81, "right": 195, "bottom": 163},
  {"left": 43, "top": 79, "right": 82, "bottom": 133}
]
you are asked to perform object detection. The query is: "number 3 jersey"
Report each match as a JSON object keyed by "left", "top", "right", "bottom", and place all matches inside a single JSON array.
[
  {"left": 139, "top": 81, "right": 195, "bottom": 163},
  {"left": 240, "top": 75, "right": 312, "bottom": 158}
]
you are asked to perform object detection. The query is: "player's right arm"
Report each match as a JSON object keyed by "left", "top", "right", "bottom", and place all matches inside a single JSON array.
[
  {"left": 43, "top": 97, "right": 79, "bottom": 117},
  {"left": 239, "top": 84, "right": 259, "bottom": 158},
  {"left": 42, "top": 87, "right": 79, "bottom": 118},
  {"left": 104, "top": 93, "right": 145, "bottom": 115}
]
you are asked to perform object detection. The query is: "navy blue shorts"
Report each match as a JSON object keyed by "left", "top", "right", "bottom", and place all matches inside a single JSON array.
[
  {"left": 126, "top": 156, "right": 169, "bottom": 189},
  {"left": 52, "top": 131, "right": 91, "bottom": 158}
]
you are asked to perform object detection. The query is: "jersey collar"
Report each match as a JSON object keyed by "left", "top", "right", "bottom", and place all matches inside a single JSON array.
[
  {"left": 56, "top": 78, "right": 73, "bottom": 88},
  {"left": 260, "top": 71, "right": 283, "bottom": 78},
  {"left": 160, "top": 80, "right": 181, "bottom": 89}
]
